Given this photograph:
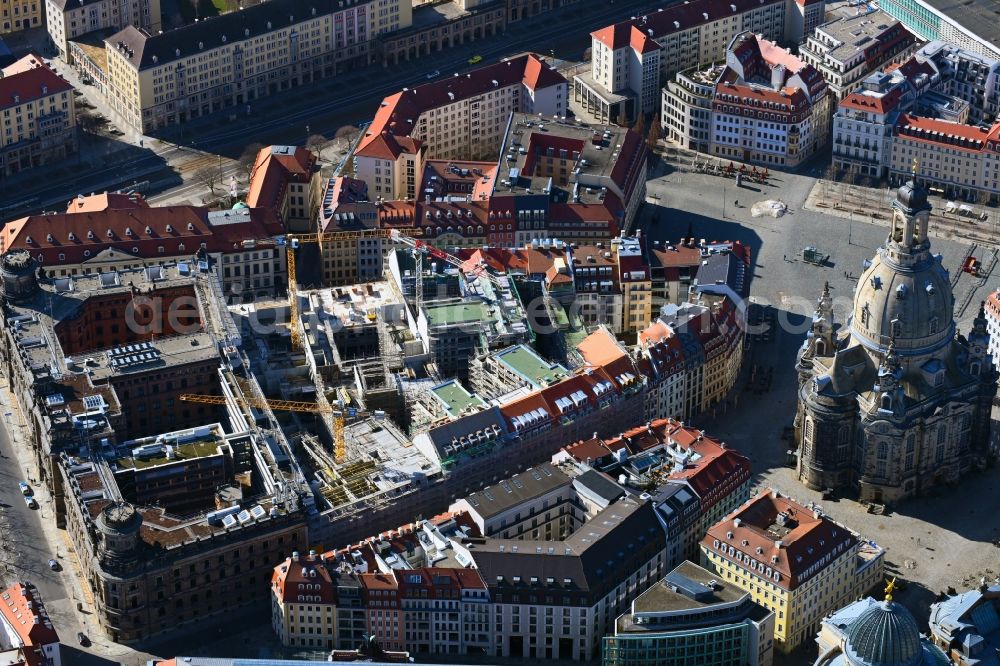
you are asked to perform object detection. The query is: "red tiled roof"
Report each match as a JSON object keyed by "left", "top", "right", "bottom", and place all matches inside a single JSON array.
[
  {"left": 703, "top": 489, "right": 859, "bottom": 590},
  {"left": 0, "top": 205, "right": 283, "bottom": 266},
  {"left": 631, "top": 26, "right": 660, "bottom": 55},
  {"left": 0, "top": 583, "right": 59, "bottom": 649},
  {"left": 356, "top": 55, "right": 564, "bottom": 159},
  {"left": 894, "top": 114, "right": 1000, "bottom": 152},
  {"left": 576, "top": 327, "right": 627, "bottom": 367},
  {"left": 65, "top": 192, "right": 149, "bottom": 213},
  {"left": 271, "top": 554, "right": 336, "bottom": 604},
  {"left": 591, "top": 23, "right": 632, "bottom": 50},
  {"left": 0, "top": 56, "right": 73, "bottom": 110},
  {"left": 246, "top": 145, "right": 316, "bottom": 209}
]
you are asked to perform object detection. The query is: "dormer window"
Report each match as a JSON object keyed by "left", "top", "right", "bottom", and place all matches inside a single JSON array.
[
  {"left": 68, "top": 232, "right": 76, "bottom": 241},
  {"left": 178, "top": 243, "right": 186, "bottom": 252},
  {"left": 106, "top": 229, "right": 114, "bottom": 238},
  {"left": 166, "top": 224, "right": 174, "bottom": 233},
  {"left": 145, "top": 226, "right": 152, "bottom": 234},
  {"left": 87, "top": 230, "right": 95, "bottom": 239},
  {"left": 46, "top": 234, "right": 53, "bottom": 242},
  {"left": 187, "top": 223, "right": 195, "bottom": 231},
  {"left": 125, "top": 227, "right": 133, "bottom": 236},
  {"left": 24, "top": 236, "right": 33, "bottom": 245}
]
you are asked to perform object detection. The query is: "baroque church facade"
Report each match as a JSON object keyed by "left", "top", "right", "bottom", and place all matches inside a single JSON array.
[{"left": 795, "top": 179, "right": 997, "bottom": 504}]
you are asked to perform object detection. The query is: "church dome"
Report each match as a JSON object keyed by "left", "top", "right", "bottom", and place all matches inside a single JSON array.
[
  {"left": 895, "top": 180, "right": 929, "bottom": 213},
  {"left": 851, "top": 245, "right": 953, "bottom": 355},
  {"left": 844, "top": 601, "right": 923, "bottom": 666}
]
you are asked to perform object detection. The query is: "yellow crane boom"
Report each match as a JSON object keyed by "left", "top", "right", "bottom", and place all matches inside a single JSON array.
[
  {"left": 180, "top": 393, "right": 367, "bottom": 463},
  {"left": 239, "top": 227, "right": 424, "bottom": 351}
]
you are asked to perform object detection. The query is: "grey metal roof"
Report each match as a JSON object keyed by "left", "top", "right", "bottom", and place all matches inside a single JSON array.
[
  {"left": 844, "top": 601, "right": 923, "bottom": 666},
  {"left": 463, "top": 463, "right": 570, "bottom": 520}
]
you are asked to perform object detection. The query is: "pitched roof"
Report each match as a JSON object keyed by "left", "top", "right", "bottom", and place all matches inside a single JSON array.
[
  {"left": 0, "top": 583, "right": 59, "bottom": 650},
  {"left": 894, "top": 113, "right": 1000, "bottom": 151},
  {"left": 703, "top": 489, "right": 860, "bottom": 590},
  {"left": 0, "top": 205, "right": 283, "bottom": 265},
  {"left": 461, "top": 463, "right": 570, "bottom": 520},
  {"left": 0, "top": 55, "right": 73, "bottom": 110},
  {"left": 356, "top": 55, "right": 565, "bottom": 159},
  {"left": 576, "top": 327, "right": 628, "bottom": 367},
  {"left": 246, "top": 145, "right": 316, "bottom": 209},
  {"left": 65, "top": 192, "right": 149, "bottom": 213},
  {"left": 271, "top": 554, "right": 336, "bottom": 604}
]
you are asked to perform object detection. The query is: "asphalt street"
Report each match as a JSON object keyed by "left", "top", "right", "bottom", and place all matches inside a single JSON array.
[{"left": 1, "top": 0, "right": 666, "bottom": 223}]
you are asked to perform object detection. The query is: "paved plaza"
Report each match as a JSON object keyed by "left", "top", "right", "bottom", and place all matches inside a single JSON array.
[{"left": 641, "top": 156, "right": 1000, "bottom": 658}]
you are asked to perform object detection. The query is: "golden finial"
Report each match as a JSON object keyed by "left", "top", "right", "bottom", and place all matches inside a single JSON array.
[
  {"left": 885, "top": 577, "right": 898, "bottom": 602},
  {"left": 911, "top": 158, "right": 919, "bottom": 178}
]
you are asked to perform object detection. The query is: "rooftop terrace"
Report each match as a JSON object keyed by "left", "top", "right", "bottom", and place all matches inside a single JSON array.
[
  {"left": 114, "top": 425, "right": 226, "bottom": 470},
  {"left": 495, "top": 345, "right": 568, "bottom": 388},
  {"left": 431, "top": 380, "right": 485, "bottom": 418}
]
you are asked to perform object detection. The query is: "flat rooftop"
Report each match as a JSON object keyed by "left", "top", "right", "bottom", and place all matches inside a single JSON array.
[
  {"left": 310, "top": 281, "right": 399, "bottom": 329},
  {"left": 916, "top": 0, "right": 1000, "bottom": 49},
  {"left": 494, "top": 113, "right": 634, "bottom": 206},
  {"left": 423, "top": 300, "right": 490, "bottom": 326},
  {"left": 631, "top": 561, "right": 746, "bottom": 614},
  {"left": 495, "top": 345, "right": 569, "bottom": 388},
  {"left": 114, "top": 424, "right": 226, "bottom": 470},
  {"left": 7, "top": 262, "right": 217, "bottom": 384},
  {"left": 431, "top": 379, "right": 485, "bottom": 418},
  {"left": 814, "top": 11, "right": 904, "bottom": 59}
]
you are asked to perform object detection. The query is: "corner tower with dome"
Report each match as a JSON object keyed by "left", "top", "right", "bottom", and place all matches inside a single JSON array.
[{"left": 794, "top": 179, "right": 997, "bottom": 504}]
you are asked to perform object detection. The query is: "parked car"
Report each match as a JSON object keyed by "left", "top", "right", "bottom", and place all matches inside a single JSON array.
[
  {"left": 77, "top": 632, "right": 89, "bottom": 646},
  {"left": 24, "top": 495, "right": 37, "bottom": 509},
  {"left": 425, "top": 69, "right": 440, "bottom": 79},
  {"left": 48, "top": 559, "right": 59, "bottom": 571},
  {"left": 18, "top": 481, "right": 30, "bottom": 496},
  {"left": 467, "top": 55, "right": 483, "bottom": 65}
]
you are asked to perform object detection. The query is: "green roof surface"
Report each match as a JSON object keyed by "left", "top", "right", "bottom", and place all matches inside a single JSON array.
[
  {"left": 424, "top": 301, "right": 490, "bottom": 326},
  {"left": 497, "top": 345, "right": 568, "bottom": 388},
  {"left": 116, "top": 439, "right": 223, "bottom": 470},
  {"left": 432, "top": 380, "right": 485, "bottom": 416}
]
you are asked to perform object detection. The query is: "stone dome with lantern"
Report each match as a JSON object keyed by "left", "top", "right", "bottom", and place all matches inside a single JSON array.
[{"left": 794, "top": 179, "right": 996, "bottom": 504}]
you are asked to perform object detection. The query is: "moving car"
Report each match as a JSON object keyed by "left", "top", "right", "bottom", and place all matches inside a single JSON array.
[
  {"left": 48, "top": 559, "right": 59, "bottom": 571},
  {"left": 18, "top": 481, "right": 30, "bottom": 496},
  {"left": 467, "top": 55, "right": 483, "bottom": 65},
  {"left": 24, "top": 495, "right": 37, "bottom": 509},
  {"left": 425, "top": 69, "right": 440, "bottom": 79},
  {"left": 77, "top": 632, "right": 89, "bottom": 646}
]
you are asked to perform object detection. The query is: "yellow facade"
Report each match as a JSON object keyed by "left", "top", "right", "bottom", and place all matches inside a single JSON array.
[{"left": 0, "top": 0, "right": 41, "bottom": 33}]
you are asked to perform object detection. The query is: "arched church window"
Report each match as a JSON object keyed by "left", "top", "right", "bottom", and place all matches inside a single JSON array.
[
  {"left": 905, "top": 434, "right": 915, "bottom": 453},
  {"left": 880, "top": 394, "right": 892, "bottom": 410},
  {"left": 937, "top": 426, "right": 947, "bottom": 445},
  {"left": 877, "top": 441, "right": 889, "bottom": 459},
  {"left": 815, "top": 340, "right": 826, "bottom": 356}
]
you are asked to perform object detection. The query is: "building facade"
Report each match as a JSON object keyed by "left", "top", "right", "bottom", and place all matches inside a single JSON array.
[
  {"left": 46, "top": 0, "right": 161, "bottom": 61},
  {"left": 879, "top": 0, "right": 1000, "bottom": 59},
  {"left": 0, "top": 55, "right": 76, "bottom": 176},
  {"left": 701, "top": 489, "right": 885, "bottom": 653},
  {"left": 928, "top": 583, "right": 1000, "bottom": 665},
  {"left": 0, "top": 0, "right": 40, "bottom": 33},
  {"left": 799, "top": 11, "right": 916, "bottom": 101},
  {"left": 795, "top": 180, "right": 998, "bottom": 504},
  {"left": 246, "top": 145, "right": 321, "bottom": 233},
  {"left": 603, "top": 561, "right": 774, "bottom": 666},
  {"left": 96, "top": 0, "right": 412, "bottom": 132},
  {"left": 574, "top": 0, "right": 795, "bottom": 125}
]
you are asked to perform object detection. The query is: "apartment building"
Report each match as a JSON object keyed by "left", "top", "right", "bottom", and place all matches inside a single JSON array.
[
  {"left": 799, "top": 11, "right": 916, "bottom": 101},
  {"left": 96, "top": 0, "right": 411, "bottom": 132},
  {"left": 0, "top": 55, "right": 76, "bottom": 176},
  {"left": 887, "top": 114, "right": 1000, "bottom": 201},
  {"left": 315, "top": 176, "right": 388, "bottom": 286},
  {"left": 700, "top": 489, "right": 885, "bottom": 653},
  {"left": 984, "top": 290, "right": 1000, "bottom": 370},
  {"left": 468, "top": 344, "right": 569, "bottom": 400},
  {"left": 0, "top": 200, "right": 287, "bottom": 301},
  {"left": 574, "top": 0, "right": 799, "bottom": 125},
  {"left": 917, "top": 41, "right": 1000, "bottom": 125},
  {"left": 246, "top": 145, "right": 321, "bottom": 233},
  {"left": 832, "top": 70, "right": 915, "bottom": 177},
  {"left": 723, "top": 31, "right": 831, "bottom": 167},
  {"left": 555, "top": 417, "right": 752, "bottom": 559},
  {"left": 46, "top": 0, "right": 160, "bottom": 61},
  {"left": 354, "top": 54, "right": 566, "bottom": 200},
  {"left": 0, "top": 582, "right": 62, "bottom": 666},
  {"left": 929, "top": 583, "right": 1000, "bottom": 665},
  {"left": 603, "top": 561, "right": 775, "bottom": 666},
  {"left": 377, "top": 0, "right": 506, "bottom": 69},
  {"left": 0, "top": 0, "right": 40, "bottom": 33}
]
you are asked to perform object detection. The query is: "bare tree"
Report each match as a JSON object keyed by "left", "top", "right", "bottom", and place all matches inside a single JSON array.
[
  {"left": 306, "top": 134, "right": 328, "bottom": 162},
  {"left": 646, "top": 121, "right": 661, "bottom": 152},
  {"left": 632, "top": 114, "right": 645, "bottom": 137},
  {"left": 238, "top": 142, "right": 265, "bottom": 180},
  {"left": 582, "top": 47, "right": 592, "bottom": 61},
  {"left": 822, "top": 164, "right": 837, "bottom": 199},
  {"left": 194, "top": 166, "right": 222, "bottom": 194}
]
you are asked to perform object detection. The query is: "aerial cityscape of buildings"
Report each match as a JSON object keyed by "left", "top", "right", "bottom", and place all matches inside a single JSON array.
[{"left": 0, "top": 0, "right": 998, "bottom": 663}]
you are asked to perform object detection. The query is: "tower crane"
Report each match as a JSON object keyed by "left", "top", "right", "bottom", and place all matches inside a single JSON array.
[
  {"left": 179, "top": 393, "right": 370, "bottom": 463},
  {"left": 387, "top": 229, "right": 506, "bottom": 313},
  {"left": 241, "top": 227, "right": 423, "bottom": 350}
]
